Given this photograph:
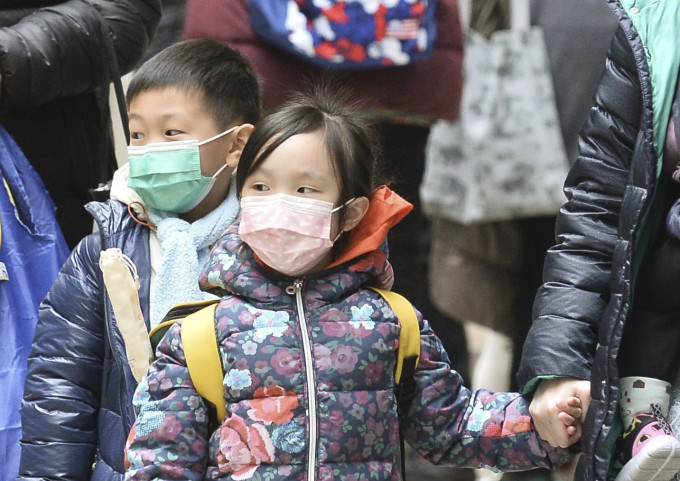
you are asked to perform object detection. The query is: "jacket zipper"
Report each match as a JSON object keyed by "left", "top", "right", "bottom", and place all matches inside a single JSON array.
[{"left": 289, "top": 279, "right": 317, "bottom": 480}]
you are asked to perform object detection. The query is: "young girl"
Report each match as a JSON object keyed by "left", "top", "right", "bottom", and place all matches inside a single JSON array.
[{"left": 124, "top": 91, "right": 580, "bottom": 480}]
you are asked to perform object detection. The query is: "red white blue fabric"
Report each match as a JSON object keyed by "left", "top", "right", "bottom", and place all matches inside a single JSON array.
[{"left": 249, "top": 0, "right": 436, "bottom": 70}]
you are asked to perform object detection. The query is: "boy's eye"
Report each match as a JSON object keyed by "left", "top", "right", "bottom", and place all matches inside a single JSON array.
[
  {"left": 297, "top": 186, "right": 316, "bottom": 194},
  {"left": 165, "top": 129, "right": 183, "bottom": 137},
  {"left": 130, "top": 132, "right": 145, "bottom": 140}
]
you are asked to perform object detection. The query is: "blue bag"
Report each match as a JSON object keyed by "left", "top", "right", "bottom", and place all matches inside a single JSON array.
[
  {"left": 249, "top": 0, "right": 437, "bottom": 70},
  {"left": 0, "top": 125, "right": 69, "bottom": 481}
]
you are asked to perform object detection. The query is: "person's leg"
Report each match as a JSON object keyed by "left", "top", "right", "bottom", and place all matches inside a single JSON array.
[{"left": 613, "top": 237, "right": 680, "bottom": 481}]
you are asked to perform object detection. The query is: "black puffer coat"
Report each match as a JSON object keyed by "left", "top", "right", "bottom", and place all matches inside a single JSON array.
[
  {"left": 18, "top": 200, "right": 152, "bottom": 481},
  {"left": 0, "top": 0, "right": 160, "bottom": 247},
  {"left": 518, "top": 1, "right": 680, "bottom": 480}
]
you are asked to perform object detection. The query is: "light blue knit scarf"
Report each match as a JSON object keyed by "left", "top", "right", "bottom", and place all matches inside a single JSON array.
[{"left": 147, "top": 177, "right": 240, "bottom": 328}]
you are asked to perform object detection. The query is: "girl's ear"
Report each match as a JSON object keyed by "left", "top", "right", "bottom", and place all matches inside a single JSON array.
[
  {"left": 341, "top": 196, "right": 370, "bottom": 232},
  {"left": 225, "top": 124, "right": 255, "bottom": 168}
]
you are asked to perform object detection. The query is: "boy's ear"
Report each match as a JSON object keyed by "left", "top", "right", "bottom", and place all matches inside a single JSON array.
[
  {"left": 341, "top": 196, "right": 370, "bottom": 232},
  {"left": 225, "top": 124, "right": 255, "bottom": 168}
]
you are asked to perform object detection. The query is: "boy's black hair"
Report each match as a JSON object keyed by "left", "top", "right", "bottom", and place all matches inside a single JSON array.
[{"left": 126, "top": 39, "right": 262, "bottom": 128}]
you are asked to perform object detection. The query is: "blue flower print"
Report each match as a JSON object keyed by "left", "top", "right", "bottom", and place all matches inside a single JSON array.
[
  {"left": 226, "top": 368, "right": 253, "bottom": 390},
  {"left": 350, "top": 304, "right": 375, "bottom": 330},
  {"left": 467, "top": 403, "right": 492, "bottom": 432},
  {"left": 272, "top": 421, "right": 305, "bottom": 453},
  {"left": 252, "top": 309, "right": 289, "bottom": 339},
  {"left": 135, "top": 401, "right": 165, "bottom": 436},
  {"left": 133, "top": 376, "right": 151, "bottom": 404}
]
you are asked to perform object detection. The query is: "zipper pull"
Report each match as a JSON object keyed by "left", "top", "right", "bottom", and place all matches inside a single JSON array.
[{"left": 286, "top": 278, "right": 303, "bottom": 295}]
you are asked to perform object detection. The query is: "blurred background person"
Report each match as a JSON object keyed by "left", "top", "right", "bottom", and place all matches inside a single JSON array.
[{"left": 426, "top": 1, "right": 617, "bottom": 480}]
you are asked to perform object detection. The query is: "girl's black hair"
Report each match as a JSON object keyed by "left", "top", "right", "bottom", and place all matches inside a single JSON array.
[
  {"left": 236, "top": 87, "right": 381, "bottom": 208},
  {"left": 126, "top": 39, "right": 262, "bottom": 128}
]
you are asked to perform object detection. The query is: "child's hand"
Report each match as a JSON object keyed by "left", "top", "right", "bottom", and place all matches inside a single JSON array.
[
  {"left": 530, "top": 378, "right": 590, "bottom": 448},
  {"left": 556, "top": 396, "right": 583, "bottom": 437}
]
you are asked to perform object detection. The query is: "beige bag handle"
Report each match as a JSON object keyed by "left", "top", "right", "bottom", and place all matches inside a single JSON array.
[{"left": 99, "top": 248, "right": 153, "bottom": 382}]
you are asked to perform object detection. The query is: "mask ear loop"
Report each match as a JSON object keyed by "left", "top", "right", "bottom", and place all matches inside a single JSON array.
[
  {"left": 331, "top": 197, "right": 357, "bottom": 243},
  {"left": 211, "top": 162, "right": 229, "bottom": 179},
  {"left": 331, "top": 197, "right": 356, "bottom": 213},
  {"left": 197, "top": 125, "right": 239, "bottom": 146}
]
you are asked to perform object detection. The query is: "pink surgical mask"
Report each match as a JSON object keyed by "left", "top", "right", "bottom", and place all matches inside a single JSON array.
[{"left": 238, "top": 193, "right": 351, "bottom": 277}]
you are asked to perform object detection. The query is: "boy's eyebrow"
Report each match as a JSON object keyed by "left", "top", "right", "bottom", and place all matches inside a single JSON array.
[{"left": 128, "top": 112, "right": 188, "bottom": 122}]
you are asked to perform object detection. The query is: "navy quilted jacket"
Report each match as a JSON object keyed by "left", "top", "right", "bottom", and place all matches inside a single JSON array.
[{"left": 18, "top": 200, "right": 151, "bottom": 481}]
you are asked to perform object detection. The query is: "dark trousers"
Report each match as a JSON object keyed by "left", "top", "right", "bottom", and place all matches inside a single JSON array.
[{"left": 619, "top": 236, "right": 680, "bottom": 383}]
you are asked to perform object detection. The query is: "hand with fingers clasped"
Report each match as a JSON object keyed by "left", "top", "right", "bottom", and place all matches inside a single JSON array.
[{"left": 530, "top": 377, "right": 591, "bottom": 448}]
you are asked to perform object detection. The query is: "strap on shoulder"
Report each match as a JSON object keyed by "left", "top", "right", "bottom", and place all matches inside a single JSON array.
[
  {"left": 180, "top": 302, "right": 226, "bottom": 423},
  {"left": 367, "top": 286, "right": 420, "bottom": 384}
]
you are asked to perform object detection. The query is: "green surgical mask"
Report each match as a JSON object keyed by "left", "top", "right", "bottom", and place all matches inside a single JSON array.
[{"left": 127, "top": 126, "right": 237, "bottom": 213}]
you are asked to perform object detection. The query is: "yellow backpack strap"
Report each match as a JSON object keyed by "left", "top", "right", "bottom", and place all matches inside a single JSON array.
[
  {"left": 149, "top": 299, "right": 219, "bottom": 352},
  {"left": 180, "top": 302, "right": 226, "bottom": 423},
  {"left": 367, "top": 286, "right": 420, "bottom": 480},
  {"left": 368, "top": 286, "right": 420, "bottom": 384}
]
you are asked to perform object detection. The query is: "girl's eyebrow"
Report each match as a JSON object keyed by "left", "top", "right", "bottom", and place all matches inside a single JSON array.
[{"left": 257, "top": 162, "right": 329, "bottom": 181}]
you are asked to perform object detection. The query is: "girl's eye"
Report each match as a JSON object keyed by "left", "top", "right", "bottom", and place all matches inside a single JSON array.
[
  {"left": 253, "top": 184, "right": 270, "bottom": 192},
  {"left": 165, "top": 129, "right": 183, "bottom": 137},
  {"left": 297, "top": 186, "right": 316, "bottom": 194},
  {"left": 130, "top": 132, "right": 145, "bottom": 140}
]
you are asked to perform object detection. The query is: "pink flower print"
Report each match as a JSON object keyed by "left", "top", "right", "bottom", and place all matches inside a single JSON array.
[
  {"left": 238, "top": 309, "right": 257, "bottom": 326},
  {"left": 319, "top": 308, "right": 350, "bottom": 324},
  {"left": 271, "top": 348, "right": 300, "bottom": 377},
  {"left": 339, "top": 393, "right": 353, "bottom": 408},
  {"left": 277, "top": 465, "right": 293, "bottom": 476},
  {"left": 158, "top": 415, "right": 183, "bottom": 441},
  {"left": 363, "top": 360, "right": 385, "bottom": 386},
  {"left": 314, "top": 344, "right": 332, "bottom": 371},
  {"left": 253, "top": 283, "right": 283, "bottom": 299},
  {"left": 320, "top": 319, "right": 350, "bottom": 338},
  {"left": 192, "top": 438, "right": 206, "bottom": 456},
  {"left": 217, "top": 414, "right": 275, "bottom": 480},
  {"left": 329, "top": 409, "right": 344, "bottom": 426},
  {"left": 330, "top": 345, "right": 358, "bottom": 374},
  {"left": 318, "top": 465, "right": 335, "bottom": 481}
]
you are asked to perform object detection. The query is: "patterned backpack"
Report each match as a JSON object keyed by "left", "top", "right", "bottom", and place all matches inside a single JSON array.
[{"left": 249, "top": 0, "right": 437, "bottom": 70}]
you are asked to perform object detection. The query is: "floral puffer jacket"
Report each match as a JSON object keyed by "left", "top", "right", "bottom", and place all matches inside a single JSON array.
[{"left": 126, "top": 223, "right": 570, "bottom": 480}]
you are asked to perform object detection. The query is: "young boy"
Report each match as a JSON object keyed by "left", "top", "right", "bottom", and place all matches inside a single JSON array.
[{"left": 15, "top": 39, "right": 260, "bottom": 481}]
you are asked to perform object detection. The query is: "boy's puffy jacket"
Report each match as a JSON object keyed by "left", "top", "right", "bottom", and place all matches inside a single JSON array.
[
  {"left": 126, "top": 223, "right": 571, "bottom": 480},
  {"left": 18, "top": 200, "right": 151, "bottom": 481}
]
